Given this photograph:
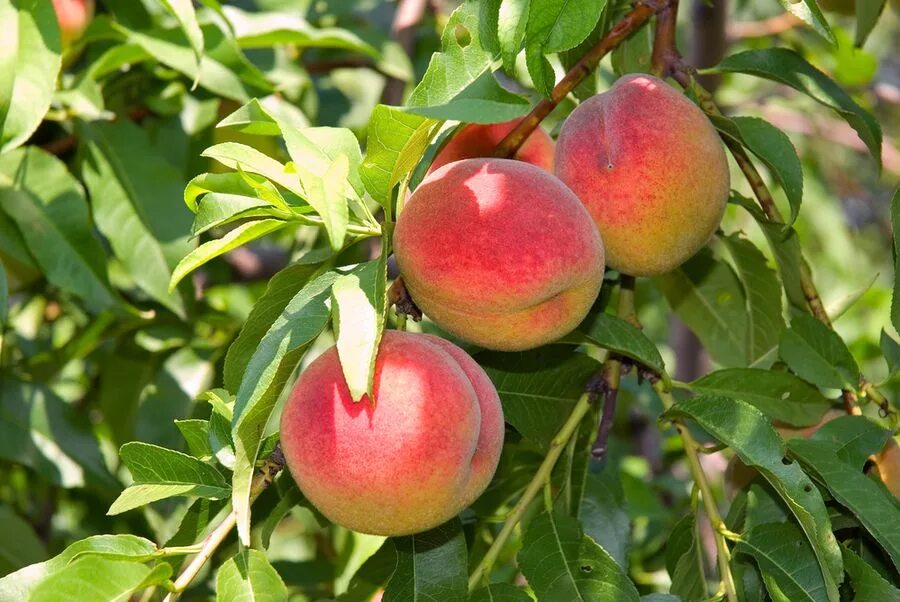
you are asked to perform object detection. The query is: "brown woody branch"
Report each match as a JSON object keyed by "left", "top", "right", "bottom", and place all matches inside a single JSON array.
[{"left": 492, "top": 0, "right": 669, "bottom": 159}]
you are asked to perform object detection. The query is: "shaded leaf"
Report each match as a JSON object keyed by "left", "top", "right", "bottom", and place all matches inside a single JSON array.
[
  {"left": 0, "top": 505, "right": 46, "bottom": 576},
  {"left": 779, "top": 314, "right": 860, "bottom": 390},
  {"left": 384, "top": 520, "right": 466, "bottom": 602},
  {"left": 216, "top": 549, "right": 287, "bottom": 602},
  {"left": 775, "top": 0, "right": 835, "bottom": 44},
  {"left": 30, "top": 557, "right": 170, "bottom": 602},
  {"left": 666, "top": 516, "right": 706, "bottom": 600},
  {"left": 842, "top": 545, "right": 900, "bottom": 601},
  {"left": 569, "top": 312, "right": 665, "bottom": 374}
]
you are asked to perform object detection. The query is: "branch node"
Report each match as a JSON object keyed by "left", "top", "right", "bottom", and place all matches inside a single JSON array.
[{"left": 388, "top": 278, "right": 422, "bottom": 321}]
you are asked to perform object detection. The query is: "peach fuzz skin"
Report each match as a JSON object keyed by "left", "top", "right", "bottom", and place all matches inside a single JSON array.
[
  {"left": 428, "top": 119, "right": 555, "bottom": 174},
  {"left": 394, "top": 158, "right": 605, "bottom": 351},
  {"left": 554, "top": 74, "right": 729, "bottom": 277},
  {"left": 279, "top": 331, "right": 504, "bottom": 536}
]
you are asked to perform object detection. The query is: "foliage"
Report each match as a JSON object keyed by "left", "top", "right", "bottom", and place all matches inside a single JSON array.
[{"left": 0, "top": 0, "right": 898, "bottom": 600}]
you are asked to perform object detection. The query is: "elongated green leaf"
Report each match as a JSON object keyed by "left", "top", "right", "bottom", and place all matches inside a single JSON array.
[
  {"left": 480, "top": 347, "right": 600, "bottom": 449},
  {"left": 569, "top": 312, "right": 665, "bottom": 374},
  {"left": 518, "top": 511, "right": 640, "bottom": 601},
  {"left": 715, "top": 49, "right": 881, "bottom": 168},
  {"left": 575, "top": 468, "right": 630, "bottom": 569},
  {"left": 524, "top": 0, "right": 605, "bottom": 96},
  {"left": 665, "top": 396, "right": 843, "bottom": 600},
  {"left": 295, "top": 154, "right": 349, "bottom": 251},
  {"left": 30, "top": 557, "right": 170, "bottom": 602},
  {"left": 498, "top": 0, "right": 529, "bottom": 74},
  {"left": 160, "top": 0, "right": 204, "bottom": 75},
  {"left": 855, "top": 0, "right": 888, "bottom": 47},
  {"left": 231, "top": 272, "right": 336, "bottom": 545},
  {"left": 0, "top": 262, "right": 6, "bottom": 323},
  {"left": 808, "top": 415, "right": 890, "bottom": 467},
  {"left": 842, "top": 545, "right": 900, "bottom": 601},
  {"left": 470, "top": 584, "right": 533, "bottom": 602},
  {"left": 332, "top": 258, "right": 387, "bottom": 401},
  {"left": 176, "top": 420, "right": 213, "bottom": 460},
  {"left": 407, "top": 3, "right": 528, "bottom": 122},
  {"left": 713, "top": 117, "right": 803, "bottom": 228},
  {"left": 202, "top": 142, "right": 300, "bottom": 199},
  {"left": 690, "top": 369, "right": 830, "bottom": 427},
  {"left": 80, "top": 120, "right": 194, "bottom": 316},
  {"left": 0, "top": 506, "right": 45, "bottom": 576},
  {"left": 881, "top": 330, "right": 900, "bottom": 376},
  {"left": 735, "top": 522, "right": 830, "bottom": 602},
  {"left": 666, "top": 516, "right": 706, "bottom": 600},
  {"left": 338, "top": 541, "right": 397, "bottom": 602},
  {"left": 109, "top": 442, "right": 230, "bottom": 515},
  {"left": 788, "top": 437, "right": 900, "bottom": 573},
  {"left": 360, "top": 105, "right": 432, "bottom": 210},
  {"left": 0, "top": 147, "right": 115, "bottom": 312},
  {"left": 192, "top": 194, "right": 277, "bottom": 237},
  {"left": 169, "top": 219, "right": 287, "bottom": 291},
  {"left": 216, "top": 549, "right": 287, "bottom": 602},
  {"left": 384, "top": 520, "right": 466, "bottom": 602},
  {"left": 779, "top": 314, "right": 860, "bottom": 390},
  {"left": 656, "top": 247, "right": 749, "bottom": 367},
  {"left": 0, "top": 0, "right": 61, "bottom": 153},
  {"left": 224, "top": 254, "right": 328, "bottom": 391},
  {"left": 776, "top": 0, "right": 835, "bottom": 44},
  {"left": 0, "top": 534, "right": 157, "bottom": 602}
]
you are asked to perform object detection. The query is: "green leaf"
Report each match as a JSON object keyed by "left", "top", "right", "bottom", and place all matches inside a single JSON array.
[
  {"left": 360, "top": 105, "right": 433, "bottom": 210},
  {"left": 0, "top": 262, "right": 7, "bottom": 324},
  {"left": 294, "top": 154, "right": 349, "bottom": 251},
  {"left": 809, "top": 415, "right": 891, "bottom": 466},
  {"left": 108, "top": 442, "right": 230, "bottom": 515},
  {"left": 722, "top": 234, "right": 786, "bottom": 364},
  {"left": 775, "top": 0, "right": 835, "bottom": 44},
  {"left": 0, "top": 534, "right": 157, "bottom": 601},
  {"left": 524, "top": 0, "right": 606, "bottom": 96},
  {"left": 0, "top": 147, "right": 115, "bottom": 312},
  {"left": 470, "top": 583, "right": 534, "bottom": 601},
  {"left": 518, "top": 511, "right": 640, "bottom": 601},
  {"left": 854, "top": 0, "right": 888, "bottom": 48},
  {"left": 0, "top": 379, "right": 118, "bottom": 493},
  {"left": 842, "top": 545, "right": 900, "bottom": 601},
  {"left": 231, "top": 272, "right": 336, "bottom": 545},
  {"left": 664, "top": 395, "right": 843, "bottom": 600},
  {"left": 407, "top": 3, "right": 528, "bottom": 122},
  {"left": 690, "top": 369, "right": 831, "bottom": 427},
  {"left": 0, "top": 0, "right": 61, "bottom": 153},
  {"left": 332, "top": 258, "right": 387, "bottom": 401},
  {"left": 384, "top": 520, "right": 467, "bottom": 602},
  {"left": 881, "top": 330, "right": 900, "bottom": 376},
  {"left": 498, "top": 0, "right": 529, "bottom": 74},
  {"left": 479, "top": 347, "right": 600, "bottom": 449},
  {"left": 715, "top": 49, "right": 882, "bottom": 168},
  {"left": 712, "top": 117, "right": 803, "bottom": 228},
  {"left": 779, "top": 314, "right": 860, "bottom": 390},
  {"left": 788, "top": 437, "right": 900, "bottom": 573},
  {"left": 80, "top": 120, "right": 194, "bottom": 317},
  {"left": 202, "top": 142, "right": 300, "bottom": 201},
  {"left": 192, "top": 194, "right": 277, "bottom": 237},
  {"left": 735, "top": 522, "right": 830, "bottom": 602},
  {"left": 892, "top": 189, "right": 900, "bottom": 334},
  {"left": 175, "top": 420, "right": 213, "bottom": 460},
  {"left": 666, "top": 516, "right": 706, "bottom": 600},
  {"left": 30, "top": 556, "right": 170, "bottom": 602},
  {"left": 222, "top": 5, "right": 379, "bottom": 57},
  {"left": 338, "top": 541, "right": 397, "bottom": 602},
  {"left": 216, "top": 549, "right": 287, "bottom": 602},
  {"left": 569, "top": 312, "right": 666, "bottom": 375},
  {"left": 0, "top": 505, "right": 45, "bottom": 576},
  {"left": 185, "top": 170, "right": 289, "bottom": 215},
  {"left": 169, "top": 219, "right": 288, "bottom": 291},
  {"left": 575, "top": 468, "right": 630, "bottom": 569},
  {"left": 655, "top": 247, "right": 750, "bottom": 367},
  {"left": 160, "top": 0, "right": 205, "bottom": 78},
  {"left": 224, "top": 255, "right": 328, "bottom": 392},
  {"left": 730, "top": 194, "right": 807, "bottom": 313}
]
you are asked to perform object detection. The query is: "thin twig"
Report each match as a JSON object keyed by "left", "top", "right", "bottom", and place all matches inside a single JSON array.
[
  {"left": 381, "top": 0, "right": 428, "bottom": 105},
  {"left": 163, "top": 446, "right": 286, "bottom": 601},
  {"left": 591, "top": 358, "right": 622, "bottom": 460},
  {"left": 492, "top": 0, "right": 668, "bottom": 159}
]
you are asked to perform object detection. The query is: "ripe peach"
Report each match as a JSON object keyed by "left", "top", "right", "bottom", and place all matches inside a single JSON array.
[
  {"left": 554, "top": 74, "right": 729, "bottom": 276},
  {"left": 394, "top": 158, "right": 605, "bottom": 351},
  {"left": 874, "top": 438, "right": 900, "bottom": 499},
  {"left": 429, "top": 119, "right": 555, "bottom": 174},
  {"left": 52, "top": 0, "right": 94, "bottom": 47},
  {"left": 279, "top": 331, "right": 504, "bottom": 536}
]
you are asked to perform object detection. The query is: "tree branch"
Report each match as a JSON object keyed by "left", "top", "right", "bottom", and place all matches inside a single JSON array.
[
  {"left": 381, "top": 0, "right": 428, "bottom": 106},
  {"left": 163, "top": 446, "right": 286, "bottom": 601},
  {"left": 492, "top": 0, "right": 669, "bottom": 159}
]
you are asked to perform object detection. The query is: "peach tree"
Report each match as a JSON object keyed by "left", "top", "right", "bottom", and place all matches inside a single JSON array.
[{"left": 0, "top": 0, "right": 898, "bottom": 600}]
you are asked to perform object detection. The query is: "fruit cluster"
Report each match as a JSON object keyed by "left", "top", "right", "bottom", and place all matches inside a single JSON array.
[{"left": 281, "top": 74, "right": 732, "bottom": 536}]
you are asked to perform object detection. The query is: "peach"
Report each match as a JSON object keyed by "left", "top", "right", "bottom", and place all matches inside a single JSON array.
[
  {"left": 874, "top": 438, "right": 900, "bottom": 499},
  {"left": 52, "top": 0, "right": 94, "bottom": 47},
  {"left": 279, "top": 330, "right": 504, "bottom": 536},
  {"left": 554, "top": 74, "right": 729, "bottom": 277},
  {"left": 394, "top": 158, "right": 605, "bottom": 351},
  {"left": 428, "top": 119, "right": 555, "bottom": 174}
]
